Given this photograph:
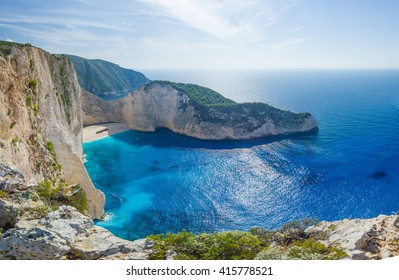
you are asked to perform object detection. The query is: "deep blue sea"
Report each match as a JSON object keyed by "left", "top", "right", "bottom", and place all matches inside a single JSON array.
[{"left": 83, "top": 70, "right": 399, "bottom": 240}]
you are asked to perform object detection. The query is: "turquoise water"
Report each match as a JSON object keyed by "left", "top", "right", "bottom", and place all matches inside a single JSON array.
[{"left": 84, "top": 70, "right": 399, "bottom": 240}]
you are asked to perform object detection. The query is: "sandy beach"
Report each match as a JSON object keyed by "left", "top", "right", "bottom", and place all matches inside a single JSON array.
[{"left": 83, "top": 123, "right": 131, "bottom": 142}]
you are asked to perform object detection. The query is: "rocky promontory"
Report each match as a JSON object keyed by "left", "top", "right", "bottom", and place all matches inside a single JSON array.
[{"left": 83, "top": 81, "right": 318, "bottom": 140}]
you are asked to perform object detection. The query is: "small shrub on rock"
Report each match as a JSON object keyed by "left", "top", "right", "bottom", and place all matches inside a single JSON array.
[
  {"left": 255, "top": 247, "right": 287, "bottom": 260},
  {"left": 287, "top": 238, "right": 348, "bottom": 260}
]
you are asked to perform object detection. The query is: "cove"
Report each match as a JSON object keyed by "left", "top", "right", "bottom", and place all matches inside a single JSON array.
[{"left": 84, "top": 70, "right": 399, "bottom": 240}]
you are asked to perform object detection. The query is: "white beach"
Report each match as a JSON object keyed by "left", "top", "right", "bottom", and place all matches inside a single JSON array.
[{"left": 83, "top": 123, "right": 131, "bottom": 142}]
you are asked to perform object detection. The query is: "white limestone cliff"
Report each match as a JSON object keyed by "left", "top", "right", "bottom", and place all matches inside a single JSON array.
[
  {"left": 0, "top": 45, "right": 104, "bottom": 218},
  {"left": 0, "top": 206, "right": 152, "bottom": 260},
  {"left": 83, "top": 82, "right": 318, "bottom": 140}
]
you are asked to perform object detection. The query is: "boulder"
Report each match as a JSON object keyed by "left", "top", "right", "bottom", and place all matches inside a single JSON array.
[
  {"left": 0, "top": 205, "right": 152, "bottom": 260},
  {"left": 0, "top": 164, "right": 25, "bottom": 192},
  {"left": 39, "top": 205, "right": 93, "bottom": 244},
  {"left": 0, "top": 199, "right": 19, "bottom": 230},
  {"left": 0, "top": 227, "right": 70, "bottom": 260},
  {"left": 72, "top": 226, "right": 153, "bottom": 259}
]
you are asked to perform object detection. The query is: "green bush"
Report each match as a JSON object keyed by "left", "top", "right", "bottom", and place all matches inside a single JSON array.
[
  {"left": 11, "top": 136, "right": 19, "bottom": 146},
  {"left": 0, "top": 41, "right": 32, "bottom": 56},
  {"left": 275, "top": 218, "right": 318, "bottom": 246},
  {"left": 29, "top": 205, "right": 52, "bottom": 219},
  {"left": 46, "top": 141, "right": 55, "bottom": 157},
  {"left": 199, "top": 231, "right": 262, "bottom": 260},
  {"left": 248, "top": 227, "right": 276, "bottom": 247},
  {"left": 60, "top": 93, "right": 70, "bottom": 106},
  {"left": 147, "top": 220, "right": 346, "bottom": 260},
  {"left": 255, "top": 247, "right": 287, "bottom": 260},
  {"left": 46, "top": 141, "right": 61, "bottom": 170},
  {"left": 28, "top": 79, "right": 38, "bottom": 90},
  {"left": 148, "top": 230, "right": 262, "bottom": 260},
  {"left": 29, "top": 59, "right": 35, "bottom": 71},
  {"left": 0, "top": 190, "right": 7, "bottom": 198},
  {"left": 32, "top": 104, "right": 38, "bottom": 116},
  {"left": 64, "top": 187, "right": 89, "bottom": 215},
  {"left": 0, "top": 42, "right": 13, "bottom": 55},
  {"left": 287, "top": 238, "right": 348, "bottom": 260},
  {"left": 33, "top": 181, "right": 89, "bottom": 215},
  {"left": 34, "top": 180, "right": 59, "bottom": 202},
  {"left": 26, "top": 95, "right": 32, "bottom": 107},
  {"left": 150, "top": 81, "right": 236, "bottom": 107},
  {"left": 148, "top": 231, "right": 199, "bottom": 260},
  {"left": 146, "top": 234, "right": 168, "bottom": 260}
]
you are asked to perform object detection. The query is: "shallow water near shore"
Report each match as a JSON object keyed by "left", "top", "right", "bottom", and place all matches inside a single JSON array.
[{"left": 84, "top": 69, "right": 399, "bottom": 240}]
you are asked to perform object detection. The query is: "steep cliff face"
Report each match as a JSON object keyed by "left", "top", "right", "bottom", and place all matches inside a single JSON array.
[
  {"left": 0, "top": 43, "right": 104, "bottom": 218},
  {"left": 83, "top": 81, "right": 318, "bottom": 140},
  {"left": 66, "top": 54, "right": 150, "bottom": 99},
  {"left": 82, "top": 90, "right": 123, "bottom": 125}
]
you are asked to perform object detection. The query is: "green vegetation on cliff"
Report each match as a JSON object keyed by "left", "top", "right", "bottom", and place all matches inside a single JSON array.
[
  {"left": 33, "top": 180, "right": 89, "bottom": 216},
  {"left": 201, "top": 102, "right": 311, "bottom": 129},
  {"left": 0, "top": 190, "right": 7, "bottom": 198},
  {"left": 0, "top": 40, "right": 32, "bottom": 56},
  {"left": 147, "top": 219, "right": 347, "bottom": 260},
  {"left": 151, "top": 81, "right": 236, "bottom": 107},
  {"left": 66, "top": 54, "right": 150, "bottom": 98},
  {"left": 11, "top": 136, "right": 19, "bottom": 147},
  {"left": 148, "top": 230, "right": 261, "bottom": 260},
  {"left": 46, "top": 141, "right": 61, "bottom": 171},
  {"left": 145, "top": 81, "right": 313, "bottom": 133}
]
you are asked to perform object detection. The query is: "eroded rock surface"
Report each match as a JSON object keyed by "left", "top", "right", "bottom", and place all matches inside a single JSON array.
[
  {"left": 0, "top": 206, "right": 152, "bottom": 260},
  {"left": 83, "top": 82, "right": 318, "bottom": 140},
  {"left": 310, "top": 215, "right": 399, "bottom": 259}
]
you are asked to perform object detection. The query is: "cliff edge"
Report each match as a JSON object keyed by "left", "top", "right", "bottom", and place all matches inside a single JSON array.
[{"left": 0, "top": 41, "right": 104, "bottom": 219}]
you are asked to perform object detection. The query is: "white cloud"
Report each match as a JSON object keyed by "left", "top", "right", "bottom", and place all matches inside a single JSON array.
[
  {"left": 262, "top": 38, "right": 311, "bottom": 51},
  {"left": 137, "top": 0, "right": 240, "bottom": 39},
  {"left": 0, "top": 0, "right": 313, "bottom": 69},
  {"left": 5, "top": 38, "right": 14, "bottom": 42},
  {"left": 136, "top": 0, "right": 300, "bottom": 43},
  {"left": 0, "top": 14, "right": 128, "bottom": 32}
]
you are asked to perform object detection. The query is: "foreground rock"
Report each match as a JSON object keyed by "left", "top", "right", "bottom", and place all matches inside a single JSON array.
[
  {"left": 309, "top": 215, "right": 399, "bottom": 260},
  {"left": 0, "top": 199, "right": 19, "bottom": 230},
  {"left": 0, "top": 206, "right": 153, "bottom": 260},
  {"left": 0, "top": 164, "right": 25, "bottom": 192},
  {"left": 1, "top": 203, "right": 398, "bottom": 260}
]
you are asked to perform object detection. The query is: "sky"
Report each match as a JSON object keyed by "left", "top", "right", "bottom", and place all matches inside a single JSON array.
[{"left": 1, "top": 0, "right": 399, "bottom": 70}]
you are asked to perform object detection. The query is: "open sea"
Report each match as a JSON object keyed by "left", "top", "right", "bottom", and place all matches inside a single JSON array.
[{"left": 83, "top": 69, "right": 399, "bottom": 240}]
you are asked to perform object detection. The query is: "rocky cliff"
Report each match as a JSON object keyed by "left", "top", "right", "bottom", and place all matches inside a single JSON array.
[
  {"left": 0, "top": 206, "right": 153, "bottom": 260},
  {"left": 66, "top": 54, "right": 150, "bottom": 99},
  {"left": 310, "top": 215, "right": 399, "bottom": 260},
  {"left": 0, "top": 42, "right": 104, "bottom": 219},
  {"left": 83, "top": 81, "right": 318, "bottom": 140}
]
